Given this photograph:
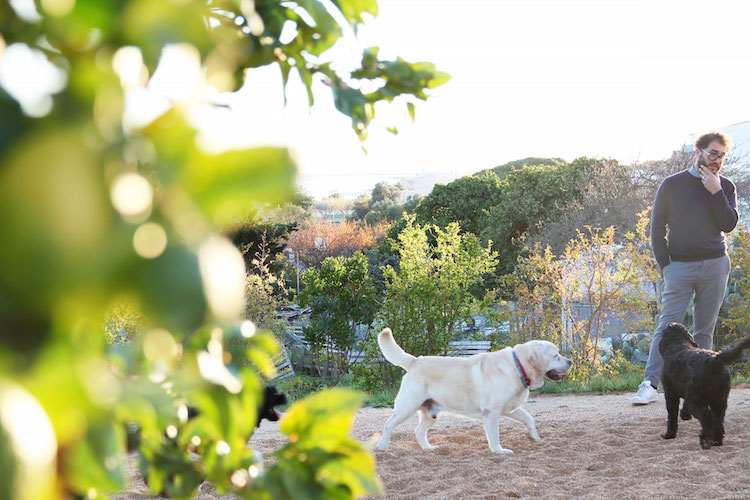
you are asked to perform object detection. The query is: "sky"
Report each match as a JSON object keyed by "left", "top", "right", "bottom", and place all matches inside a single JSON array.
[
  {"left": 197, "top": 0, "right": 750, "bottom": 199},
  {"left": 7, "top": 0, "right": 750, "bottom": 200}
]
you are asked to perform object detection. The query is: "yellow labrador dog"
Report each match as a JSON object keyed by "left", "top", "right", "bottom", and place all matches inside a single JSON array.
[{"left": 376, "top": 328, "right": 572, "bottom": 454}]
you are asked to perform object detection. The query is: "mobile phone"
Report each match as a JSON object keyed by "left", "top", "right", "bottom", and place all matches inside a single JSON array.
[{"left": 695, "top": 158, "right": 707, "bottom": 180}]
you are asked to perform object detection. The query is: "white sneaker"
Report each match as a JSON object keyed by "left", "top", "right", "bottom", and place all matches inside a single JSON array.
[{"left": 631, "top": 380, "right": 658, "bottom": 405}]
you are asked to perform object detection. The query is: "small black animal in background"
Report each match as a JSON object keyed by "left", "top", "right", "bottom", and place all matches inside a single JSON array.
[
  {"left": 127, "top": 384, "right": 288, "bottom": 450},
  {"left": 257, "top": 385, "right": 287, "bottom": 426},
  {"left": 658, "top": 322, "right": 750, "bottom": 449}
]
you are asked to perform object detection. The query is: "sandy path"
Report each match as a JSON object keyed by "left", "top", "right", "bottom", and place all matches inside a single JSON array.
[{"left": 118, "top": 387, "right": 750, "bottom": 499}]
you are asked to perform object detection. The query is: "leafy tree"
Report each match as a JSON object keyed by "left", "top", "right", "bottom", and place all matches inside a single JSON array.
[
  {"left": 486, "top": 157, "right": 567, "bottom": 179},
  {"left": 411, "top": 159, "right": 593, "bottom": 276},
  {"left": 244, "top": 235, "right": 290, "bottom": 336},
  {"left": 348, "top": 181, "right": 415, "bottom": 224},
  {"left": 297, "top": 253, "right": 379, "bottom": 386},
  {"left": 414, "top": 172, "right": 503, "bottom": 237},
  {"left": 0, "top": 0, "right": 445, "bottom": 497},
  {"left": 499, "top": 241, "right": 565, "bottom": 346},
  {"left": 256, "top": 186, "right": 316, "bottom": 225},
  {"left": 315, "top": 193, "right": 354, "bottom": 221},
  {"left": 722, "top": 227, "right": 750, "bottom": 342},
  {"left": 482, "top": 158, "right": 593, "bottom": 274},
  {"left": 227, "top": 222, "right": 298, "bottom": 283},
  {"left": 365, "top": 216, "right": 498, "bottom": 388},
  {"left": 527, "top": 158, "right": 647, "bottom": 255},
  {"left": 371, "top": 181, "right": 405, "bottom": 204},
  {"left": 506, "top": 210, "right": 658, "bottom": 381}
]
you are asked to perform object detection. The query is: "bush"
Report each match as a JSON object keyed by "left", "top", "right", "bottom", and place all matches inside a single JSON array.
[{"left": 273, "top": 375, "right": 327, "bottom": 404}]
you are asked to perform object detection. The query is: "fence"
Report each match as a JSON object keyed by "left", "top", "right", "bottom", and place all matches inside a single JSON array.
[{"left": 285, "top": 326, "right": 492, "bottom": 381}]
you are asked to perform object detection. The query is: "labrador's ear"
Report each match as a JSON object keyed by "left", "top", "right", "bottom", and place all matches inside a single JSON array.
[
  {"left": 520, "top": 343, "right": 547, "bottom": 373},
  {"left": 531, "top": 344, "right": 544, "bottom": 369}
]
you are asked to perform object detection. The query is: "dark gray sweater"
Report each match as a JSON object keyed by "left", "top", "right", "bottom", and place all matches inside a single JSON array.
[{"left": 651, "top": 169, "right": 738, "bottom": 270}]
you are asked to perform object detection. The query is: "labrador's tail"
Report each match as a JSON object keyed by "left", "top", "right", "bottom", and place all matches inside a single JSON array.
[{"left": 378, "top": 328, "right": 416, "bottom": 371}]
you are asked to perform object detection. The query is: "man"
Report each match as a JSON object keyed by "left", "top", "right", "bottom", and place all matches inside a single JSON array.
[{"left": 632, "top": 131, "right": 739, "bottom": 405}]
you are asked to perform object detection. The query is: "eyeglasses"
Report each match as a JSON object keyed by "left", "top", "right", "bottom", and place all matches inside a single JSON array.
[{"left": 701, "top": 149, "right": 727, "bottom": 161}]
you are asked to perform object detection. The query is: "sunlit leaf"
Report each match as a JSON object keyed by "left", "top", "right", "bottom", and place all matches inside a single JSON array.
[
  {"left": 122, "top": 0, "right": 212, "bottom": 70},
  {"left": 318, "top": 446, "right": 382, "bottom": 497},
  {"left": 292, "top": 0, "right": 341, "bottom": 56},
  {"left": 64, "top": 420, "right": 126, "bottom": 494},
  {"left": 183, "top": 146, "right": 296, "bottom": 228},
  {"left": 331, "top": 0, "right": 378, "bottom": 26},
  {"left": 143, "top": 111, "right": 296, "bottom": 228},
  {"left": 132, "top": 243, "right": 207, "bottom": 334},
  {"left": 279, "top": 388, "right": 363, "bottom": 450},
  {"left": 0, "top": 128, "right": 112, "bottom": 310}
]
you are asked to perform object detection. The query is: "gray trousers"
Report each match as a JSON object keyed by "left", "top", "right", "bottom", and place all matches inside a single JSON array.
[{"left": 644, "top": 255, "right": 731, "bottom": 387}]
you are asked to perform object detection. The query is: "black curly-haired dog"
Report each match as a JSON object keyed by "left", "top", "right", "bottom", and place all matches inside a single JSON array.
[
  {"left": 658, "top": 322, "right": 750, "bottom": 449},
  {"left": 257, "top": 384, "right": 288, "bottom": 425}
]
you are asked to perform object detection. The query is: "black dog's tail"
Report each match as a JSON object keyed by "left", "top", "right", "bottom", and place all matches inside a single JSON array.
[{"left": 714, "top": 335, "right": 750, "bottom": 366}]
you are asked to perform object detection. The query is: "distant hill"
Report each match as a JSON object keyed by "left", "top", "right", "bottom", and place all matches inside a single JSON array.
[{"left": 476, "top": 157, "right": 568, "bottom": 179}]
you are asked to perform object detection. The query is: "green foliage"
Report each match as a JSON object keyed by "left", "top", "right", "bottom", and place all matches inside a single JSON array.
[
  {"left": 264, "top": 388, "right": 381, "bottom": 498},
  {"left": 411, "top": 158, "right": 596, "bottom": 276},
  {"left": 298, "top": 253, "right": 379, "bottom": 385},
  {"left": 273, "top": 375, "right": 327, "bottom": 404},
  {"left": 227, "top": 222, "right": 298, "bottom": 281},
  {"left": 533, "top": 367, "right": 645, "bottom": 394},
  {"left": 505, "top": 210, "right": 658, "bottom": 381},
  {"left": 414, "top": 172, "right": 503, "bottom": 237},
  {"left": 104, "top": 300, "right": 145, "bottom": 344},
  {"left": 363, "top": 216, "right": 498, "bottom": 388},
  {"left": 527, "top": 158, "right": 646, "bottom": 257},
  {"left": 482, "top": 159, "right": 593, "bottom": 274},
  {"left": 348, "top": 182, "right": 418, "bottom": 224},
  {"left": 0, "top": 0, "right": 446, "bottom": 497},
  {"left": 486, "top": 157, "right": 567, "bottom": 179},
  {"left": 723, "top": 226, "right": 750, "bottom": 340}
]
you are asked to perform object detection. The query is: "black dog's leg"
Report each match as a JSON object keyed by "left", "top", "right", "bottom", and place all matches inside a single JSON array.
[
  {"left": 688, "top": 402, "right": 715, "bottom": 449},
  {"left": 708, "top": 392, "right": 728, "bottom": 447},
  {"left": 661, "top": 390, "right": 680, "bottom": 439},
  {"left": 679, "top": 402, "right": 692, "bottom": 421}
]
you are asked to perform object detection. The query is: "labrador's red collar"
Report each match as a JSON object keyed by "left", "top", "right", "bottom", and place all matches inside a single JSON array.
[{"left": 512, "top": 350, "right": 530, "bottom": 388}]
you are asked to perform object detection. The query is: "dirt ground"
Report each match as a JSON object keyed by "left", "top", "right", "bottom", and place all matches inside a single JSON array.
[{"left": 118, "top": 387, "right": 750, "bottom": 499}]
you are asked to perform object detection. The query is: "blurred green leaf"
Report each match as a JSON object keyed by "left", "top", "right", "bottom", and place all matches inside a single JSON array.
[
  {"left": 132, "top": 243, "right": 207, "bottom": 334},
  {"left": 183, "top": 146, "right": 296, "bottom": 228},
  {"left": 331, "top": 0, "right": 378, "bottom": 26},
  {"left": 143, "top": 111, "right": 296, "bottom": 228},
  {"left": 122, "top": 0, "right": 212, "bottom": 70},
  {"left": 407, "top": 102, "right": 415, "bottom": 121},
  {"left": 0, "top": 0, "right": 440, "bottom": 496},
  {"left": 318, "top": 445, "right": 381, "bottom": 498},
  {"left": 292, "top": 0, "right": 341, "bottom": 56},
  {"left": 0, "top": 128, "right": 113, "bottom": 311},
  {"left": 64, "top": 420, "right": 126, "bottom": 495},
  {"left": 279, "top": 388, "right": 363, "bottom": 450},
  {"left": 0, "top": 422, "right": 16, "bottom": 500}
]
